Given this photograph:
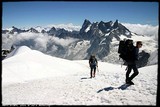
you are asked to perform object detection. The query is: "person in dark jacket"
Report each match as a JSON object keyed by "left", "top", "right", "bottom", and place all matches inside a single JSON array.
[
  {"left": 89, "top": 55, "right": 98, "bottom": 78},
  {"left": 125, "top": 41, "right": 142, "bottom": 85}
]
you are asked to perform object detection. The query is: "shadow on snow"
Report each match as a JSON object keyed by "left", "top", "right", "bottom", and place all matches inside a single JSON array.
[{"left": 97, "top": 84, "right": 131, "bottom": 93}]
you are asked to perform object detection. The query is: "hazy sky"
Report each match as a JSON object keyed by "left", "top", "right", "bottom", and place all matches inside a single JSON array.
[{"left": 2, "top": 1, "right": 159, "bottom": 28}]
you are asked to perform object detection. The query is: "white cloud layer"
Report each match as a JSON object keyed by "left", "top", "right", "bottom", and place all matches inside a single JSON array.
[
  {"left": 2, "top": 23, "right": 158, "bottom": 56},
  {"left": 122, "top": 23, "right": 158, "bottom": 40},
  {"left": 47, "top": 23, "right": 81, "bottom": 32},
  {"left": 2, "top": 32, "right": 78, "bottom": 53}
]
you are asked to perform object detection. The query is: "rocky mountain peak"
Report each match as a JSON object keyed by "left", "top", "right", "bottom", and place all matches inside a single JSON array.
[
  {"left": 47, "top": 27, "right": 57, "bottom": 35},
  {"left": 83, "top": 19, "right": 91, "bottom": 26},
  {"left": 10, "top": 26, "right": 24, "bottom": 34},
  {"left": 80, "top": 19, "right": 91, "bottom": 34},
  {"left": 2, "top": 19, "right": 155, "bottom": 68},
  {"left": 113, "top": 19, "right": 119, "bottom": 29},
  {"left": 28, "top": 28, "right": 39, "bottom": 33}
]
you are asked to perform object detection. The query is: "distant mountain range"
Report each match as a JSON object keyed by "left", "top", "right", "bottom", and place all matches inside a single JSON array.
[{"left": 2, "top": 19, "right": 158, "bottom": 68}]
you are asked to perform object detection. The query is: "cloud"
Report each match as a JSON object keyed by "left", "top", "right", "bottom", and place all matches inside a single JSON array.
[
  {"left": 122, "top": 23, "right": 159, "bottom": 40},
  {"left": 2, "top": 32, "right": 78, "bottom": 56},
  {"left": 50, "top": 36, "right": 78, "bottom": 47},
  {"left": 48, "top": 23, "right": 158, "bottom": 41},
  {"left": 47, "top": 23, "right": 81, "bottom": 31},
  {"left": 2, "top": 23, "right": 158, "bottom": 55}
]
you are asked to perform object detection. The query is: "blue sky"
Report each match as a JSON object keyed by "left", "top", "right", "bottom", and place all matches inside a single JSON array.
[{"left": 2, "top": 1, "right": 159, "bottom": 28}]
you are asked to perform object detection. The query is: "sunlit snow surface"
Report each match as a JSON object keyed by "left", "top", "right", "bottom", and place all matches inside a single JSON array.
[{"left": 2, "top": 46, "right": 157, "bottom": 105}]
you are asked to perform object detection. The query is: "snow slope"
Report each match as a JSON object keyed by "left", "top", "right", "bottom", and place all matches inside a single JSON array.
[{"left": 2, "top": 46, "right": 158, "bottom": 105}]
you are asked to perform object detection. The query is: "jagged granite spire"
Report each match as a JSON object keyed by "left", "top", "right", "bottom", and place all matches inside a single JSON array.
[
  {"left": 80, "top": 19, "right": 91, "bottom": 33},
  {"left": 113, "top": 19, "right": 119, "bottom": 29}
]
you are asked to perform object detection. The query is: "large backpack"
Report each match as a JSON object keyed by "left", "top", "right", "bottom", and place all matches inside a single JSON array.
[
  {"left": 118, "top": 39, "right": 135, "bottom": 61},
  {"left": 89, "top": 56, "right": 97, "bottom": 66}
]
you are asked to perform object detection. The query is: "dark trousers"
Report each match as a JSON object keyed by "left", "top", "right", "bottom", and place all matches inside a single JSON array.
[
  {"left": 126, "top": 63, "right": 139, "bottom": 81},
  {"left": 90, "top": 65, "right": 96, "bottom": 77}
]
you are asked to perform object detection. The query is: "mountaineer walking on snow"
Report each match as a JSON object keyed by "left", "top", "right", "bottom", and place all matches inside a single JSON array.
[
  {"left": 118, "top": 39, "right": 142, "bottom": 85},
  {"left": 125, "top": 41, "right": 142, "bottom": 85},
  {"left": 89, "top": 55, "right": 98, "bottom": 78}
]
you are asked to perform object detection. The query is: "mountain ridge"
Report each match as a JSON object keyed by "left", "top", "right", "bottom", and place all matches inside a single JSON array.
[{"left": 2, "top": 19, "right": 158, "bottom": 68}]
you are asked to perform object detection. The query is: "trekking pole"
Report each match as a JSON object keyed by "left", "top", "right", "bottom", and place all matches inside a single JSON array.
[
  {"left": 119, "top": 57, "right": 123, "bottom": 68},
  {"left": 125, "top": 66, "right": 128, "bottom": 71},
  {"left": 97, "top": 66, "right": 99, "bottom": 72}
]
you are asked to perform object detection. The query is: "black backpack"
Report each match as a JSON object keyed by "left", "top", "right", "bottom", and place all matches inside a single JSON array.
[
  {"left": 118, "top": 39, "right": 135, "bottom": 61},
  {"left": 89, "top": 56, "right": 97, "bottom": 66}
]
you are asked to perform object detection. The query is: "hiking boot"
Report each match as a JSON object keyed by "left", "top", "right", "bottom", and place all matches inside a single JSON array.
[
  {"left": 126, "top": 79, "right": 132, "bottom": 84},
  {"left": 129, "top": 81, "right": 134, "bottom": 85},
  {"left": 126, "top": 80, "right": 134, "bottom": 85}
]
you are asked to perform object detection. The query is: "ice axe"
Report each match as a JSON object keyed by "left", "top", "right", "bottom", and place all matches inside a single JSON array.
[{"left": 97, "top": 66, "right": 99, "bottom": 72}]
